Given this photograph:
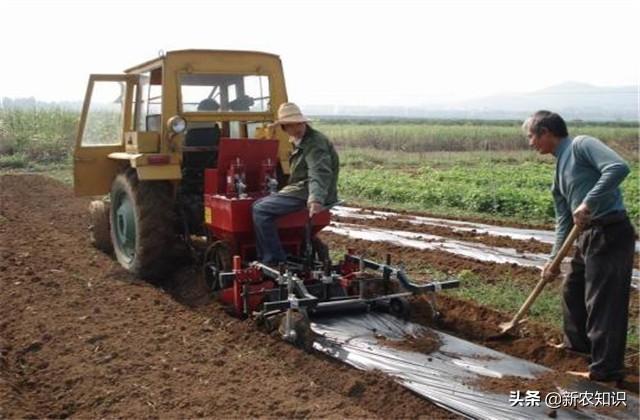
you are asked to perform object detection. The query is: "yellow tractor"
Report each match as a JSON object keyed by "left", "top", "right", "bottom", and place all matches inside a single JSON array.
[
  {"left": 74, "top": 49, "right": 458, "bottom": 330},
  {"left": 74, "top": 50, "right": 291, "bottom": 278}
]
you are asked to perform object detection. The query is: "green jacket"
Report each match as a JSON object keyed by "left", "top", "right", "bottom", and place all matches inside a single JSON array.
[{"left": 279, "top": 126, "right": 339, "bottom": 205}]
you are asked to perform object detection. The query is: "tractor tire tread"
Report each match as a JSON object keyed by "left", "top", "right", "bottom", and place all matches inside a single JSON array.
[{"left": 110, "top": 169, "right": 176, "bottom": 279}]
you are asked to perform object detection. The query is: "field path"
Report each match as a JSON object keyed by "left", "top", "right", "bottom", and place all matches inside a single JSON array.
[
  {"left": 330, "top": 207, "right": 640, "bottom": 285},
  {"left": 333, "top": 206, "right": 640, "bottom": 252}
]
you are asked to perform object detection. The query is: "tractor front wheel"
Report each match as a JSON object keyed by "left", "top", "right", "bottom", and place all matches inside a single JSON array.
[{"left": 109, "top": 169, "right": 175, "bottom": 279}]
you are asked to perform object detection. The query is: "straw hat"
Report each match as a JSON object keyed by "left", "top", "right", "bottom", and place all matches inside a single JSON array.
[{"left": 271, "top": 102, "right": 310, "bottom": 127}]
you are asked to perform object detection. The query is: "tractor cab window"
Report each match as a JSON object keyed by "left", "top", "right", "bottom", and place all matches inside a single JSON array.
[
  {"left": 81, "top": 81, "right": 124, "bottom": 146},
  {"left": 180, "top": 74, "right": 270, "bottom": 113},
  {"left": 136, "top": 69, "right": 162, "bottom": 131}
]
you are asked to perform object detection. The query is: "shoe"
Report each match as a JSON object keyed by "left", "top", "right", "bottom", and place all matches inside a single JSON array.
[
  {"left": 566, "top": 370, "right": 623, "bottom": 387},
  {"left": 547, "top": 340, "right": 590, "bottom": 356}
]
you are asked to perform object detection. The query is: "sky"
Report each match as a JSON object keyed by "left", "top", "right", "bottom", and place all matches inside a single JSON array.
[{"left": 0, "top": 0, "right": 638, "bottom": 107}]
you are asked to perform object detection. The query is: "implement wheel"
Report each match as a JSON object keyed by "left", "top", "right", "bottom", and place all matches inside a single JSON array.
[
  {"left": 389, "top": 297, "right": 411, "bottom": 320},
  {"left": 203, "top": 241, "right": 232, "bottom": 290},
  {"left": 109, "top": 169, "right": 175, "bottom": 279},
  {"left": 278, "top": 311, "right": 314, "bottom": 351}
]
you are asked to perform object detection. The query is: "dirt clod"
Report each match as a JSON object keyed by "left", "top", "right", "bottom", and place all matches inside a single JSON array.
[
  {"left": 465, "top": 371, "right": 574, "bottom": 397},
  {"left": 380, "top": 330, "right": 442, "bottom": 354}
]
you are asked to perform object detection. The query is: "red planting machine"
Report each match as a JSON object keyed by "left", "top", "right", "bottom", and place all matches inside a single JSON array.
[{"left": 201, "top": 137, "right": 459, "bottom": 344}]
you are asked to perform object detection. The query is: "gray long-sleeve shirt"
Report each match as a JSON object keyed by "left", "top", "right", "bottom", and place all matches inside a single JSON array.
[{"left": 551, "top": 135, "right": 630, "bottom": 256}]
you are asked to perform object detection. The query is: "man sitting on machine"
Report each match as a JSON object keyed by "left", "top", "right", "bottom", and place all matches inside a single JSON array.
[{"left": 251, "top": 102, "right": 339, "bottom": 265}]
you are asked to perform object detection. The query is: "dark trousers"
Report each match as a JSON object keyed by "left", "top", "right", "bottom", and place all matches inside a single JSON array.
[
  {"left": 562, "top": 213, "right": 635, "bottom": 381},
  {"left": 252, "top": 194, "right": 306, "bottom": 264}
]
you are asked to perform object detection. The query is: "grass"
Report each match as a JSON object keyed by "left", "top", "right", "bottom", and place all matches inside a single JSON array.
[
  {"left": 46, "top": 165, "right": 73, "bottom": 185},
  {"left": 2, "top": 108, "right": 637, "bottom": 166},
  {"left": 452, "top": 269, "right": 563, "bottom": 327},
  {"left": 339, "top": 148, "right": 556, "bottom": 169},
  {"left": 0, "top": 153, "right": 30, "bottom": 169},
  {"left": 448, "top": 269, "right": 638, "bottom": 350},
  {"left": 0, "top": 163, "right": 73, "bottom": 186}
]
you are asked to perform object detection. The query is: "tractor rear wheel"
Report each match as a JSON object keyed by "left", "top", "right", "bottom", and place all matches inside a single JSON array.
[
  {"left": 109, "top": 169, "right": 175, "bottom": 279},
  {"left": 89, "top": 199, "right": 112, "bottom": 254}
]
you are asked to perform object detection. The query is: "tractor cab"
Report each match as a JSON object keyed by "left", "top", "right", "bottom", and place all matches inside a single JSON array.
[{"left": 74, "top": 50, "right": 292, "bottom": 198}]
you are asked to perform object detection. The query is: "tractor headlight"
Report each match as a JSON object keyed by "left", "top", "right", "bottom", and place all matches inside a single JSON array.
[{"left": 167, "top": 115, "right": 186, "bottom": 134}]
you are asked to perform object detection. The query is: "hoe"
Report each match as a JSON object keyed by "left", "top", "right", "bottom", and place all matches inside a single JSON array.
[{"left": 493, "top": 225, "right": 580, "bottom": 339}]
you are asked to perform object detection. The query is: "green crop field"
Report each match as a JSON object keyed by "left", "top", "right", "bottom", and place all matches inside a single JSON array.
[
  {"left": 1, "top": 107, "right": 637, "bottom": 225},
  {"left": 315, "top": 118, "right": 638, "bottom": 225},
  {"left": 315, "top": 119, "right": 639, "bottom": 157},
  {"left": 0, "top": 106, "right": 78, "bottom": 168},
  {"left": 337, "top": 148, "right": 639, "bottom": 225}
]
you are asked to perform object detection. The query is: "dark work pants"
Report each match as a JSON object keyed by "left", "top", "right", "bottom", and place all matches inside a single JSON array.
[
  {"left": 562, "top": 213, "right": 635, "bottom": 381},
  {"left": 252, "top": 194, "right": 306, "bottom": 264}
]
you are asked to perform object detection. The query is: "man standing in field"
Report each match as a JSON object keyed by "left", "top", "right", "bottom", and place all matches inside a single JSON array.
[
  {"left": 252, "top": 102, "right": 339, "bottom": 265},
  {"left": 523, "top": 110, "right": 634, "bottom": 383}
]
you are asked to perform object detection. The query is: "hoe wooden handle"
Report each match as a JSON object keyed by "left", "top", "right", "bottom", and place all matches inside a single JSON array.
[
  {"left": 504, "top": 225, "right": 581, "bottom": 329},
  {"left": 546, "top": 225, "right": 581, "bottom": 275}
]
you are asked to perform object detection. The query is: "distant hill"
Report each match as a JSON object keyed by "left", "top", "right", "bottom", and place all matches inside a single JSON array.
[
  {"left": 3, "top": 82, "right": 637, "bottom": 122},
  {"left": 305, "top": 82, "right": 639, "bottom": 121},
  {"left": 453, "top": 82, "right": 638, "bottom": 121}
]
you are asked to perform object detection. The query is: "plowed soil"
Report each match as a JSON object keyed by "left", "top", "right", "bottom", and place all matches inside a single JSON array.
[
  {"left": 333, "top": 214, "right": 639, "bottom": 268},
  {"left": 1, "top": 173, "right": 637, "bottom": 418},
  {"left": 319, "top": 232, "right": 542, "bottom": 286},
  {"left": 0, "top": 174, "right": 458, "bottom": 419}
]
